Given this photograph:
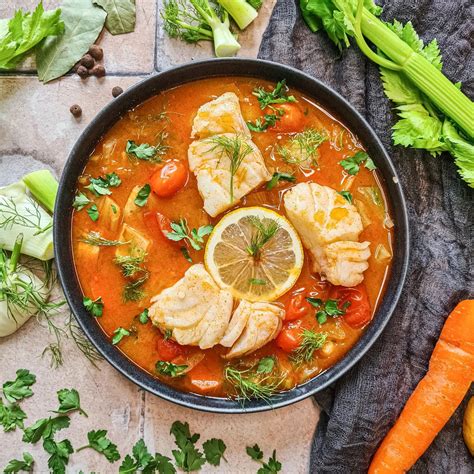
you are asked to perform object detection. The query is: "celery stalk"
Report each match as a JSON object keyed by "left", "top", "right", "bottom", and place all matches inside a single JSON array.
[
  {"left": 360, "top": 9, "right": 474, "bottom": 138},
  {"left": 217, "top": 0, "right": 258, "bottom": 30},
  {"left": 22, "top": 169, "right": 58, "bottom": 214}
]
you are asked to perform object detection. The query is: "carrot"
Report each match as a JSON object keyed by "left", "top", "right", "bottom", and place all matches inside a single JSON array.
[{"left": 369, "top": 300, "right": 474, "bottom": 474}]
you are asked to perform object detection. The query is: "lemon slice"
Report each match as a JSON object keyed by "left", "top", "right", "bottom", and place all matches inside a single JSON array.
[{"left": 204, "top": 206, "right": 304, "bottom": 302}]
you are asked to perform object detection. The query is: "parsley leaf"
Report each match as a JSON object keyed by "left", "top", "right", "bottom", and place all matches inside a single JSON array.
[
  {"left": 83, "top": 296, "right": 104, "bottom": 317},
  {"left": 166, "top": 219, "right": 213, "bottom": 252},
  {"left": 203, "top": 438, "right": 226, "bottom": 466},
  {"left": 266, "top": 172, "right": 296, "bottom": 190},
  {"left": 156, "top": 361, "right": 188, "bottom": 378},
  {"left": 86, "top": 204, "right": 99, "bottom": 222},
  {"left": 3, "top": 452, "right": 34, "bottom": 473},
  {"left": 85, "top": 173, "right": 121, "bottom": 196},
  {"left": 170, "top": 421, "right": 205, "bottom": 472},
  {"left": 72, "top": 192, "right": 91, "bottom": 211},
  {"left": 2, "top": 369, "right": 36, "bottom": 403},
  {"left": 252, "top": 80, "right": 297, "bottom": 109},
  {"left": 246, "top": 444, "right": 264, "bottom": 461},
  {"left": 134, "top": 184, "right": 151, "bottom": 207},
  {"left": 256, "top": 356, "right": 275, "bottom": 374},
  {"left": 126, "top": 140, "right": 164, "bottom": 162},
  {"left": 247, "top": 113, "right": 280, "bottom": 132},
  {"left": 138, "top": 308, "right": 149, "bottom": 324},
  {"left": 78, "top": 430, "right": 120, "bottom": 463},
  {"left": 112, "top": 327, "right": 131, "bottom": 345},
  {"left": 55, "top": 388, "right": 87, "bottom": 417},
  {"left": 43, "top": 438, "right": 73, "bottom": 474},
  {"left": 258, "top": 450, "right": 282, "bottom": 474},
  {"left": 307, "top": 297, "right": 350, "bottom": 325},
  {"left": 339, "top": 151, "right": 376, "bottom": 175},
  {"left": 119, "top": 439, "right": 176, "bottom": 474},
  {"left": 22, "top": 416, "right": 70, "bottom": 444},
  {"left": 0, "top": 401, "right": 27, "bottom": 432},
  {"left": 338, "top": 190, "right": 353, "bottom": 204}
]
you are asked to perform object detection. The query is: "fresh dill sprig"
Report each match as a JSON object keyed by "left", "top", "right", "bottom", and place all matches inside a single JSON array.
[
  {"left": 123, "top": 277, "right": 148, "bottom": 302},
  {"left": 80, "top": 231, "right": 129, "bottom": 247},
  {"left": 290, "top": 330, "right": 327, "bottom": 365},
  {"left": 246, "top": 217, "right": 279, "bottom": 259},
  {"left": 206, "top": 135, "right": 253, "bottom": 203},
  {"left": 0, "top": 195, "right": 50, "bottom": 234},
  {"left": 224, "top": 364, "right": 283, "bottom": 404},
  {"left": 114, "top": 251, "right": 149, "bottom": 302},
  {"left": 278, "top": 128, "right": 327, "bottom": 167}
]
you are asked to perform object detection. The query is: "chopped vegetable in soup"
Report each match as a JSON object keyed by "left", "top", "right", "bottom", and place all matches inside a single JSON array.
[{"left": 72, "top": 77, "right": 394, "bottom": 401}]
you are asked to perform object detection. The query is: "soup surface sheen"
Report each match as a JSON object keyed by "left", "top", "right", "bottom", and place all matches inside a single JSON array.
[{"left": 72, "top": 77, "right": 394, "bottom": 399}]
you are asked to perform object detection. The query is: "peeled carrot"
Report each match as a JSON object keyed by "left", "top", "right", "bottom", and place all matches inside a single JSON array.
[{"left": 369, "top": 300, "right": 474, "bottom": 474}]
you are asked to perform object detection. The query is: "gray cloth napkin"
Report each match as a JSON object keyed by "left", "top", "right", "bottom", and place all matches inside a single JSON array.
[{"left": 259, "top": 1, "right": 474, "bottom": 472}]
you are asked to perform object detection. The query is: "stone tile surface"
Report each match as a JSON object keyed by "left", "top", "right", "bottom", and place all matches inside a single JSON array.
[{"left": 0, "top": 1, "right": 319, "bottom": 472}]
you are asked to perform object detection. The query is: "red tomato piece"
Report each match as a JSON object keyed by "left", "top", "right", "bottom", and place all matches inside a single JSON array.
[
  {"left": 156, "top": 337, "right": 184, "bottom": 361},
  {"left": 150, "top": 160, "right": 188, "bottom": 198},
  {"left": 276, "top": 322, "right": 302, "bottom": 352},
  {"left": 285, "top": 294, "right": 310, "bottom": 321},
  {"left": 143, "top": 211, "right": 172, "bottom": 240},
  {"left": 330, "top": 284, "right": 372, "bottom": 329},
  {"left": 271, "top": 103, "right": 305, "bottom": 132}
]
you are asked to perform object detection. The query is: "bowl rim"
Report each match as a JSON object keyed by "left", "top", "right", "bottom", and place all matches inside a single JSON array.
[{"left": 54, "top": 57, "right": 410, "bottom": 414}]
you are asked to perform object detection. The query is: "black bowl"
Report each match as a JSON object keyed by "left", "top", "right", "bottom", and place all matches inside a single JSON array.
[{"left": 54, "top": 58, "right": 409, "bottom": 413}]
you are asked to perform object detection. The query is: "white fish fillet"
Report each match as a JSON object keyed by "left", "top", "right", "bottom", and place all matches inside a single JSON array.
[
  {"left": 188, "top": 133, "right": 271, "bottom": 217},
  {"left": 191, "top": 92, "right": 250, "bottom": 139},
  {"left": 149, "top": 264, "right": 233, "bottom": 349},
  {"left": 221, "top": 300, "right": 284, "bottom": 359},
  {"left": 284, "top": 182, "right": 371, "bottom": 287}
]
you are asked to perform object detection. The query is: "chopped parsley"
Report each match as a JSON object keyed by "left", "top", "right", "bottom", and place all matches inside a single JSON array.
[
  {"left": 112, "top": 327, "right": 131, "bottom": 345},
  {"left": 2, "top": 369, "right": 36, "bottom": 403},
  {"left": 85, "top": 173, "right": 121, "bottom": 196},
  {"left": 134, "top": 184, "right": 151, "bottom": 207},
  {"left": 83, "top": 296, "right": 104, "bottom": 318},
  {"left": 339, "top": 151, "right": 377, "bottom": 175},
  {"left": 77, "top": 430, "right": 120, "bottom": 462},
  {"left": 266, "top": 172, "right": 296, "bottom": 190},
  {"left": 156, "top": 361, "right": 188, "bottom": 378},
  {"left": 338, "top": 190, "right": 353, "bottom": 204},
  {"left": 166, "top": 219, "right": 213, "bottom": 252},
  {"left": 307, "top": 297, "right": 350, "bottom": 324},
  {"left": 247, "top": 113, "right": 281, "bottom": 132},
  {"left": 126, "top": 140, "right": 167, "bottom": 163},
  {"left": 252, "top": 79, "right": 297, "bottom": 109}
]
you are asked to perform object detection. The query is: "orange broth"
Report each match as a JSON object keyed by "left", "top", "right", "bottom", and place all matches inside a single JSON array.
[{"left": 72, "top": 77, "right": 394, "bottom": 398}]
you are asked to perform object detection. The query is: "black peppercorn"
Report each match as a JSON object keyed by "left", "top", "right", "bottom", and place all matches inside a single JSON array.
[
  {"left": 80, "top": 53, "right": 94, "bottom": 69},
  {"left": 77, "top": 65, "right": 89, "bottom": 79},
  {"left": 112, "top": 86, "right": 123, "bottom": 97},
  {"left": 91, "top": 64, "right": 106, "bottom": 77},
  {"left": 70, "top": 104, "right": 82, "bottom": 117},
  {"left": 88, "top": 44, "right": 103, "bottom": 60}
]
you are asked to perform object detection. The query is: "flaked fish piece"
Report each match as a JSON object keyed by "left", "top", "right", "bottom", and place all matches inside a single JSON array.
[
  {"left": 149, "top": 264, "right": 233, "bottom": 350},
  {"left": 284, "top": 182, "right": 370, "bottom": 287},
  {"left": 188, "top": 133, "right": 271, "bottom": 217},
  {"left": 221, "top": 300, "right": 284, "bottom": 359},
  {"left": 323, "top": 241, "right": 371, "bottom": 287},
  {"left": 191, "top": 92, "right": 250, "bottom": 139}
]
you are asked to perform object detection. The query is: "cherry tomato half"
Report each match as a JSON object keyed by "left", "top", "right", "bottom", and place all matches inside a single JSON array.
[
  {"left": 330, "top": 284, "right": 372, "bottom": 329},
  {"left": 150, "top": 160, "right": 188, "bottom": 198},
  {"left": 285, "top": 294, "right": 310, "bottom": 321},
  {"left": 276, "top": 322, "right": 302, "bottom": 352},
  {"left": 143, "top": 211, "right": 172, "bottom": 240},
  {"left": 270, "top": 103, "right": 305, "bottom": 132},
  {"left": 156, "top": 337, "right": 183, "bottom": 361}
]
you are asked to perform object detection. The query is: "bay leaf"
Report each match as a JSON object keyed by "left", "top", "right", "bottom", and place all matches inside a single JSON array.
[
  {"left": 36, "top": 0, "right": 106, "bottom": 83},
  {"left": 93, "top": 0, "right": 136, "bottom": 35}
]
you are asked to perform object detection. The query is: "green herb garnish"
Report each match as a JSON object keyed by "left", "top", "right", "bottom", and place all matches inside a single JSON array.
[
  {"left": 76, "top": 430, "right": 120, "bottom": 462},
  {"left": 0, "top": 401, "right": 27, "bottom": 432},
  {"left": 2, "top": 452, "right": 34, "bottom": 473},
  {"left": 112, "top": 327, "right": 130, "bottom": 345},
  {"left": 246, "top": 445, "right": 282, "bottom": 473},
  {"left": 134, "top": 184, "right": 151, "bottom": 207},
  {"left": 83, "top": 296, "right": 104, "bottom": 318},
  {"left": 119, "top": 439, "right": 175, "bottom": 474},
  {"left": 156, "top": 361, "right": 188, "bottom": 378},
  {"left": 307, "top": 297, "right": 350, "bottom": 325},
  {"left": 54, "top": 388, "right": 87, "bottom": 417},
  {"left": 43, "top": 438, "right": 73, "bottom": 473},
  {"left": 166, "top": 219, "right": 213, "bottom": 251},
  {"left": 340, "top": 151, "right": 376, "bottom": 175},
  {"left": 170, "top": 421, "right": 206, "bottom": 472},
  {"left": 138, "top": 309, "right": 149, "bottom": 324},
  {"left": 85, "top": 173, "right": 121, "bottom": 196},
  {"left": 203, "top": 438, "right": 227, "bottom": 466},
  {"left": 252, "top": 80, "right": 297, "bottom": 109},
  {"left": 247, "top": 113, "right": 280, "bottom": 132},
  {"left": 246, "top": 217, "right": 279, "bottom": 259},
  {"left": 256, "top": 356, "right": 275, "bottom": 374},
  {"left": 338, "top": 190, "right": 353, "bottom": 204},
  {"left": 2, "top": 369, "right": 36, "bottom": 403},
  {"left": 249, "top": 278, "right": 267, "bottom": 286},
  {"left": 86, "top": 204, "right": 99, "bottom": 222},
  {"left": 266, "top": 172, "right": 296, "bottom": 190},
  {"left": 22, "top": 415, "right": 70, "bottom": 444},
  {"left": 278, "top": 128, "right": 327, "bottom": 167},
  {"left": 72, "top": 192, "right": 90, "bottom": 211},
  {"left": 80, "top": 231, "right": 128, "bottom": 246},
  {"left": 290, "top": 329, "right": 327, "bottom": 365},
  {"left": 206, "top": 135, "right": 253, "bottom": 203},
  {"left": 126, "top": 140, "right": 166, "bottom": 163}
]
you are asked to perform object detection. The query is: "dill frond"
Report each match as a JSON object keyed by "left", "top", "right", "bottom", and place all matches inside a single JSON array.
[
  {"left": 279, "top": 128, "right": 327, "bottom": 167},
  {"left": 290, "top": 330, "right": 327, "bottom": 365},
  {"left": 246, "top": 216, "right": 280, "bottom": 258},
  {"left": 80, "top": 231, "right": 129, "bottom": 247}
]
